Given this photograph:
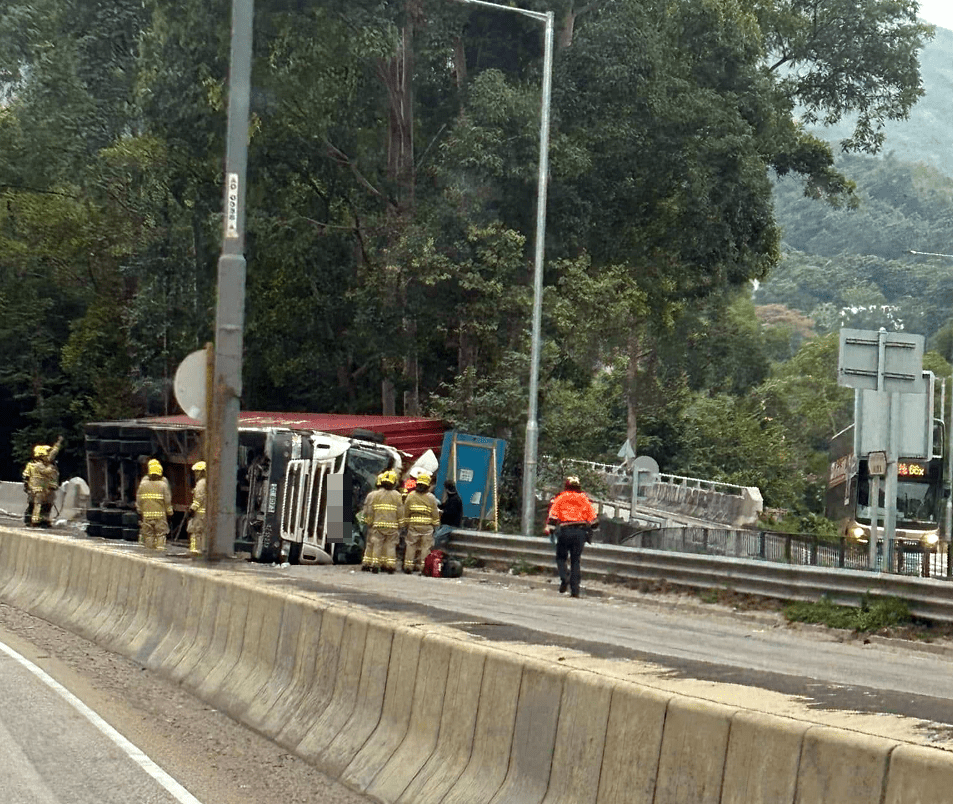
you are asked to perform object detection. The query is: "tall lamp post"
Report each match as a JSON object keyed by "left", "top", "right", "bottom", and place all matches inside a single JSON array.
[
  {"left": 453, "top": 0, "right": 554, "bottom": 538},
  {"left": 207, "top": 0, "right": 254, "bottom": 559}
]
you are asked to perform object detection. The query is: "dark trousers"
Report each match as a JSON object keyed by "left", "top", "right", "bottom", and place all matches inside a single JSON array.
[{"left": 555, "top": 526, "right": 588, "bottom": 595}]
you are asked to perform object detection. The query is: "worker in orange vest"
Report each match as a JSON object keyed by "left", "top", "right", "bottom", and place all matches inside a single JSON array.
[{"left": 545, "top": 476, "right": 598, "bottom": 598}]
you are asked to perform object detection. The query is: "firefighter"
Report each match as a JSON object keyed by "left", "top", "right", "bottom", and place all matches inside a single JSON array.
[
  {"left": 22, "top": 436, "right": 63, "bottom": 528},
  {"left": 402, "top": 472, "right": 440, "bottom": 574},
  {"left": 136, "top": 459, "right": 173, "bottom": 551},
  {"left": 187, "top": 461, "right": 207, "bottom": 556},
  {"left": 362, "top": 470, "right": 404, "bottom": 573},
  {"left": 545, "top": 476, "right": 599, "bottom": 598}
]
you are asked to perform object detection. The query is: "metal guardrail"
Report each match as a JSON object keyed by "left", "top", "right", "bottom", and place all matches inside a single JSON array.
[
  {"left": 630, "top": 527, "right": 948, "bottom": 578},
  {"left": 447, "top": 529, "right": 953, "bottom": 623}
]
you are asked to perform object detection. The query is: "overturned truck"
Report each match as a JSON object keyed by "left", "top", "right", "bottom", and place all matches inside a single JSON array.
[{"left": 84, "top": 412, "right": 446, "bottom": 564}]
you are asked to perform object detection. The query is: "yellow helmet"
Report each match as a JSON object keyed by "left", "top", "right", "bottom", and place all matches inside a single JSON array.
[
  {"left": 33, "top": 445, "right": 50, "bottom": 458},
  {"left": 384, "top": 470, "right": 399, "bottom": 485},
  {"left": 147, "top": 459, "right": 163, "bottom": 476},
  {"left": 416, "top": 472, "right": 431, "bottom": 486},
  {"left": 192, "top": 461, "right": 207, "bottom": 472}
]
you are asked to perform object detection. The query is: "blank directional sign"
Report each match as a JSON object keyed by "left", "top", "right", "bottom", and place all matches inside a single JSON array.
[
  {"left": 173, "top": 348, "right": 208, "bottom": 422},
  {"left": 838, "top": 329, "right": 924, "bottom": 394}
]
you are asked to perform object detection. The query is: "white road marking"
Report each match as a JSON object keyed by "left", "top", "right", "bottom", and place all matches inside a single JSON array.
[{"left": 0, "top": 639, "right": 204, "bottom": 804}]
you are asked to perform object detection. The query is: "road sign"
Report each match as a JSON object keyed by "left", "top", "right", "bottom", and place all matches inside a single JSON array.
[
  {"left": 173, "top": 348, "right": 208, "bottom": 422},
  {"left": 857, "top": 375, "right": 935, "bottom": 458},
  {"left": 868, "top": 451, "right": 886, "bottom": 476},
  {"left": 617, "top": 440, "right": 636, "bottom": 461},
  {"left": 838, "top": 329, "right": 925, "bottom": 393}
]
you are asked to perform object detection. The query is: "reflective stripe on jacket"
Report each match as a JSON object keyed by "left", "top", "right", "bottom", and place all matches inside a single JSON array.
[
  {"left": 190, "top": 477, "right": 206, "bottom": 516},
  {"left": 405, "top": 491, "right": 440, "bottom": 532},
  {"left": 364, "top": 488, "right": 405, "bottom": 531},
  {"left": 137, "top": 477, "right": 172, "bottom": 520}
]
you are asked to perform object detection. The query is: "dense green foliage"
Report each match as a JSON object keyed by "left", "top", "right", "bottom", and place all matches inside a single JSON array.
[{"left": 0, "top": 0, "right": 937, "bottom": 516}]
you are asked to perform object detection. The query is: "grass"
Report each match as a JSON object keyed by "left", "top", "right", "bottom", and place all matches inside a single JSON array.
[
  {"left": 508, "top": 558, "right": 544, "bottom": 576},
  {"left": 783, "top": 594, "right": 912, "bottom": 632}
]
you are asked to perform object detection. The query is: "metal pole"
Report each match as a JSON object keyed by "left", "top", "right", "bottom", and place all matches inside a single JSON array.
[
  {"left": 884, "top": 391, "right": 900, "bottom": 572},
  {"left": 869, "top": 474, "right": 880, "bottom": 571},
  {"left": 452, "top": 1, "right": 553, "bottom": 537},
  {"left": 947, "top": 371, "right": 953, "bottom": 573},
  {"left": 520, "top": 11, "right": 554, "bottom": 539},
  {"left": 208, "top": 0, "right": 254, "bottom": 560}
]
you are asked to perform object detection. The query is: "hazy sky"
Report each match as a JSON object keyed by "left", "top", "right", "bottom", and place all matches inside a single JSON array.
[{"left": 919, "top": 0, "right": 953, "bottom": 32}]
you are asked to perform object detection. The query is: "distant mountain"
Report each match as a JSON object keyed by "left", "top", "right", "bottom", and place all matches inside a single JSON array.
[{"left": 810, "top": 25, "right": 953, "bottom": 176}]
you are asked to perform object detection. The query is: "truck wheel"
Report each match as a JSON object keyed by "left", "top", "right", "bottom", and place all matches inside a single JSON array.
[
  {"left": 288, "top": 542, "right": 303, "bottom": 565},
  {"left": 86, "top": 523, "right": 102, "bottom": 538}
]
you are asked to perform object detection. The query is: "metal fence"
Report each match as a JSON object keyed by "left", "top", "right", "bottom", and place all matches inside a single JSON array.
[{"left": 620, "top": 527, "right": 951, "bottom": 578}]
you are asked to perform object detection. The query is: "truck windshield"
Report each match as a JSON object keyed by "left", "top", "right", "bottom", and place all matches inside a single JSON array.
[{"left": 346, "top": 447, "right": 392, "bottom": 507}]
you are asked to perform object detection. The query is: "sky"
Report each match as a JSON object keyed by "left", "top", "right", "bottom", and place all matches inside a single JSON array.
[{"left": 919, "top": 0, "right": 953, "bottom": 32}]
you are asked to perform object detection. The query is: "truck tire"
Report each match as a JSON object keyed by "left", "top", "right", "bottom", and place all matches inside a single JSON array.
[
  {"left": 288, "top": 541, "right": 303, "bottom": 565},
  {"left": 100, "top": 524, "right": 124, "bottom": 540},
  {"left": 86, "top": 509, "right": 103, "bottom": 524},
  {"left": 122, "top": 526, "right": 139, "bottom": 542},
  {"left": 86, "top": 523, "right": 102, "bottom": 538},
  {"left": 101, "top": 510, "right": 125, "bottom": 526}
]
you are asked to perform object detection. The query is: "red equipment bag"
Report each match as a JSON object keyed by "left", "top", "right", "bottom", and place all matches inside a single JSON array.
[{"left": 423, "top": 548, "right": 447, "bottom": 578}]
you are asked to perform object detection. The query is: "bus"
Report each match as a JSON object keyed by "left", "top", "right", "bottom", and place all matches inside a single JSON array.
[{"left": 826, "top": 420, "right": 944, "bottom": 549}]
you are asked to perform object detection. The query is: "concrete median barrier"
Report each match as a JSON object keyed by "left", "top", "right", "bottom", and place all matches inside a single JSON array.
[
  {"left": 795, "top": 726, "right": 894, "bottom": 804},
  {"left": 4, "top": 525, "right": 953, "bottom": 804},
  {"left": 273, "top": 604, "right": 346, "bottom": 748},
  {"left": 596, "top": 683, "right": 669, "bottom": 804},
  {"left": 721, "top": 710, "right": 808, "bottom": 804},
  {"left": 654, "top": 697, "right": 733, "bottom": 804},
  {"left": 395, "top": 642, "right": 486, "bottom": 804},
  {"left": 364, "top": 634, "right": 453, "bottom": 803},
  {"left": 440, "top": 650, "right": 525, "bottom": 804},
  {"left": 243, "top": 598, "right": 303, "bottom": 730},
  {"left": 294, "top": 612, "right": 373, "bottom": 764},
  {"left": 217, "top": 588, "right": 285, "bottom": 723},
  {"left": 342, "top": 628, "right": 424, "bottom": 792},
  {"left": 318, "top": 620, "right": 394, "bottom": 776},
  {"left": 543, "top": 671, "right": 615, "bottom": 804}
]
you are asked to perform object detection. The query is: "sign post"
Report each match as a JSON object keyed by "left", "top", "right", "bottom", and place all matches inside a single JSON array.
[
  {"left": 838, "top": 329, "right": 925, "bottom": 572},
  {"left": 868, "top": 451, "right": 885, "bottom": 570}
]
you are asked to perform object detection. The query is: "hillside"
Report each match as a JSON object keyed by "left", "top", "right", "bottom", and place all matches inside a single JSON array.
[{"left": 809, "top": 25, "right": 953, "bottom": 175}]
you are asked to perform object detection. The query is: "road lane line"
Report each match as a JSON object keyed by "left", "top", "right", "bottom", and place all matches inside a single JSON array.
[{"left": 0, "top": 639, "right": 204, "bottom": 804}]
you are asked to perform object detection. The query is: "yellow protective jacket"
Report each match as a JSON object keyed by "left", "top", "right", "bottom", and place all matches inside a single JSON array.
[
  {"left": 136, "top": 476, "right": 172, "bottom": 520},
  {"left": 404, "top": 490, "right": 440, "bottom": 537},
  {"left": 363, "top": 488, "right": 405, "bottom": 532},
  {"left": 190, "top": 477, "right": 207, "bottom": 516},
  {"left": 23, "top": 460, "right": 59, "bottom": 497}
]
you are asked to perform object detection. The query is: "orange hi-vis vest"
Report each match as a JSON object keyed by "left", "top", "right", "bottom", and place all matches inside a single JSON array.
[{"left": 547, "top": 490, "right": 596, "bottom": 526}]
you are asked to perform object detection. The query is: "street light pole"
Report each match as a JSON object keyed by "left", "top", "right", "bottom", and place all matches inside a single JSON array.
[
  {"left": 453, "top": 0, "right": 554, "bottom": 539},
  {"left": 207, "top": 0, "right": 254, "bottom": 560}
]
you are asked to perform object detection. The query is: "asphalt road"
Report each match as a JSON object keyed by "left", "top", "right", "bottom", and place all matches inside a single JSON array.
[{"left": 0, "top": 602, "right": 372, "bottom": 804}]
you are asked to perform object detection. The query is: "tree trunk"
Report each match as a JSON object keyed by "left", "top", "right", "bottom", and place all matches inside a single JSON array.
[
  {"left": 626, "top": 330, "right": 640, "bottom": 450},
  {"left": 382, "top": 377, "right": 396, "bottom": 415}
]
